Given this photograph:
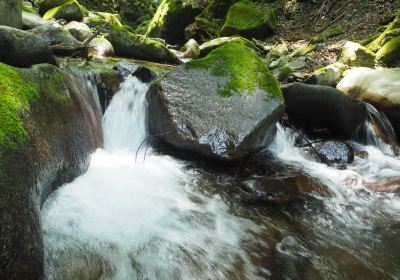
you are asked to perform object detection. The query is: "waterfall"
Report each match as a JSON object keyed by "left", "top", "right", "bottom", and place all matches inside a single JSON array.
[{"left": 41, "top": 76, "right": 265, "bottom": 280}]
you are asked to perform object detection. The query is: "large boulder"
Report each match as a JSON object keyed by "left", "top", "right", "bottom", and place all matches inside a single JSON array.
[
  {"left": 0, "top": 0, "right": 22, "bottom": 28},
  {"left": 337, "top": 67, "right": 400, "bottom": 139},
  {"left": 220, "top": 0, "right": 277, "bottom": 40},
  {"left": 282, "top": 83, "right": 368, "bottom": 139},
  {"left": 0, "top": 62, "right": 102, "bottom": 279},
  {"left": 145, "top": 0, "right": 206, "bottom": 44},
  {"left": 0, "top": 26, "right": 57, "bottom": 68},
  {"left": 43, "top": 0, "right": 88, "bottom": 22},
  {"left": 108, "top": 25, "right": 180, "bottom": 64},
  {"left": 147, "top": 42, "right": 284, "bottom": 161}
]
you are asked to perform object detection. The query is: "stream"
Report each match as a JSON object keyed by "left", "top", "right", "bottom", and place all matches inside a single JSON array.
[{"left": 41, "top": 74, "right": 400, "bottom": 280}]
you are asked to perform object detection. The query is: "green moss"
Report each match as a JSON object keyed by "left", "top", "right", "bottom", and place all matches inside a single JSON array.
[
  {"left": 310, "top": 25, "right": 344, "bottom": 44},
  {"left": 367, "top": 14, "right": 400, "bottom": 52},
  {"left": 187, "top": 42, "right": 282, "bottom": 99},
  {"left": 0, "top": 63, "right": 39, "bottom": 149},
  {"left": 290, "top": 44, "right": 316, "bottom": 57},
  {"left": 375, "top": 36, "right": 400, "bottom": 65},
  {"left": 220, "top": 0, "right": 277, "bottom": 39}
]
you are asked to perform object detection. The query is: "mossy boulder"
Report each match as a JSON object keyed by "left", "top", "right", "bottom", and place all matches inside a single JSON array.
[
  {"left": 108, "top": 25, "right": 180, "bottom": 64},
  {"left": 220, "top": 0, "right": 277, "bottom": 40},
  {"left": 282, "top": 83, "right": 368, "bottom": 139},
  {"left": 0, "top": 26, "right": 57, "bottom": 68},
  {"left": 0, "top": 0, "right": 22, "bottom": 28},
  {"left": 147, "top": 42, "right": 284, "bottom": 161},
  {"left": 199, "top": 36, "right": 254, "bottom": 57},
  {"left": 337, "top": 67, "right": 400, "bottom": 139},
  {"left": 0, "top": 62, "right": 102, "bottom": 279},
  {"left": 43, "top": 0, "right": 88, "bottom": 22},
  {"left": 145, "top": 0, "right": 207, "bottom": 44},
  {"left": 338, "top": 41, "right": 375, "bottom": 68},
  {"left": 375, "top": 36, "right": 400, "bottom": 66}
]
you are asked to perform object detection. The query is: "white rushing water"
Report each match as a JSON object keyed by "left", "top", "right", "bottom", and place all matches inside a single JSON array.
[{"left": 41, "top": 76, "right": 265, "bottom": 280}]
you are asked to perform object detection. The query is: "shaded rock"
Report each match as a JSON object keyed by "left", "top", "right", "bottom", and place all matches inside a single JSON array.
[
  {"left": 113, "top": 61, "right": 157, "bottom": 83},
  {"left": 338, "top": 41, "right": 375, "bottom": 67},
  {"left": 0, "top": 26, "right": 57, "bottom": 68},
  {"left": 147, "top": 43, "right": 284, "bottom": 161},
  {"left": 181, "top": 39, "right": 200, "bottom": 59},
  {"left": 337, "top": 67, "right": 400, "bottom": 139},
  {"left": 108, "top": 25, "right": 180, "bottom": 64},
  {"left": 306, "top": 62, "right": 348, "bottom": 87},
  {"left": 0, "top": 62, "right": 102, "bottom": 280},
  {"left": 43, "top": 0, "right": 88, "bottom": 22},
  {"left": 0, "top": 0, "right": 22, "bottom": 28},
  {"left": 22, "top": 11, "right": 58, "bottom": 29},
  {"left": 30, "top": 24, "right": 82, "bottom": 46},
  {"left": 376, "top": 36, "right": 400, "bottom": 66},
  {"left": 87, "top": 36, "right": 114, "bottom": 57},
  {"left": 199, "top": 36, "right": 254, "bottom": 57},
  {"left": 145, "top": 0, "right": 206, "bottom": 44},
  {"left": 282, "top": 83, "right": 368, "bottom": 139},
  {"left": 38, "top": 0, "right": 70, "bottom": 14},
  {"left": 220, "top": 0, "right": 277, "bottom": 40},
  {"left": 312, "top": 141, "right": 354, "bottom": 165},
  {"left": 63, "top": 21, "right": 93, "bottom": 42}
]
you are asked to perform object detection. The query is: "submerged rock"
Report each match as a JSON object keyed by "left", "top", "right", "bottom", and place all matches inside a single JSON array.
[
  {"left": 0, "top": 0, "right": 22, "bottom": 28},
  {"left": 220, "top": 0, "right": 277, "bottom": 40},
  {"left": 147, "top": 43, "right": 284, "bottom": 161},
  {"left": 0, "top": 26, "right": 57, "bottom": 67},
  {"left": 312, "top": 141, "right": 354, "bottom": 165},
  {"left": 282, "top": 83, "right": 368, "bottom": 139},
  {"left": 0, "top": 62, "right": 102, "bottom": 279},
  {"left": 337, "top": 67, "right": 400, "bottom": 139}
]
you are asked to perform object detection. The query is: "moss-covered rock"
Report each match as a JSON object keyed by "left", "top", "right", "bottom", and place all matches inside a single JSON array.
[
  {"left": 145, "top": 0, "right": 207, "bottom": 44},
  {"left": 108, "top": 24, "right": 180, "bottom": 64},
  {"left": 375, "top": 36, "right": 400, "bottom": 66},
  {"left": 0, "top": 0, "right": 22, "bottom": 28},
  {"left": 0, "top": 26, "right": 57, "bottom": 67},
  {"left": 338, "top": 41, "right": 375, "bottom": 67},
  {"left": 199, "top": 36, "right": 254, "bottom": 57},
  {"left": 43, "top": 0, "right": 88, "bottom": 22},
  {"left": 220, "top": 0, "right": 277, "bottom": 40},
  {"left": 367, "top": 14, "right": 400, "bottom": 53},
  {"left": 0, "top": 62, "right": 101, "bottom": 279},
  {"left": 147, "top": 42, "right": 284, "bottom": 160},
  {"left": 306, "top": 62, "right": 349, "bottom": 87},
  {"left": 309, "top": 25, "right": 344, "bottom": 44}
]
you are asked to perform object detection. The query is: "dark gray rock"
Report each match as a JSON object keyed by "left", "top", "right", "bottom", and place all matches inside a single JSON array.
[
  {"left": 282, "top": 83, "right": 368, "bottom": 139},
  {"left": 0, "top": 26, "right": 57, "bottom": 67},
  {"left": 29, "top": 25, "right": 82, "bottom": 46},
  {"left": 312, "top": 140, "right": 354, "bottom": 165},
  {"left": 0, "top": 0, "right": 22, "bottom": 28}
]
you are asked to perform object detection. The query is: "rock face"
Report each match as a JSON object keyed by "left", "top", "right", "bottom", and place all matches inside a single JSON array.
[
  {"left": 282, "top": 83, "right": 368, "bottom": 139},
  {"left": 147, "top": 43, "right": 284, "bottom": 161},
  {"left": 338, "top": 41, "right": 375, "bottom": 68},
  {"left": 108, "top": 25, "right": 180, "bottom": 64},
  {"left": 0, "top": 62, "right": 102, "bottom": 280},
  {"left": 0, "top": 0, "right": 22, "bottom": 28},
  {"left": 0, "top": 26, "right": 57, "bottom": 68},
  {"left": 145, "top": 0, "right": 206, "bottom": 44},
  {"left": 337, "top": 67, "right": 400, "bottom": 139},
  {"left": 220, "top": 0, "right": 277, "bottom": 40}
]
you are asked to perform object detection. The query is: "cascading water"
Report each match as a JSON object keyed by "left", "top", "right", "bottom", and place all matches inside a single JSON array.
[
  {"left": 41, "top": 76, "right": 266, "bottom": 280},
  {"left": 42, "top": 73, "right": 400, "bottom": 280}
]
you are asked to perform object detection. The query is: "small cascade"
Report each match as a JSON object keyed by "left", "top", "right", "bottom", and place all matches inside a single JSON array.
[{"left": 354, "top": 102, "right": 399, "bottom": 156}]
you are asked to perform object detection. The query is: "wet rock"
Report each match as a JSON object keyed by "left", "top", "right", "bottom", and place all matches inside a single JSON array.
[
  {"left": 0, "top": 0, "right": 22, "bottom": 28},
  {"left": 88, "top": 36, "right": 114, "bottom": 57},
  {"left": 220, "top": 0, "right": 277, "bottom": 40},
  {"left": 0, "top": 26, "right": 57, "bottom": 68},
  {"left": 63, "top": 21, "right": 93, "bottom": 42},
  {"left": 337, "top": 67, "right": 400, "bottom": 139},
  {"left": 312, "top": 141, "right": 354, "bottom": 165},
  {"left": 145, "top": 0, "right": 206, "bottom": 44},
  {"left": 338, "top": 41, "right": 375, "bottom": 68},
  {"left": 365, "top": 179, "right": 400, "bottom": 194},
  {"left": 108, "top": 25, "right": 180, "bottom": 64},
  {"left": 113, "top": 61, "right": 157, "bottom": 83},
  {"left": 0, "top": 62, "right": 102, "bottom": 280},
  {"left": 147, "top": 43, "right": 284, "bottom": 161},
  {"left": 282, "top": 83, "right": 368, "bottom": 139}
]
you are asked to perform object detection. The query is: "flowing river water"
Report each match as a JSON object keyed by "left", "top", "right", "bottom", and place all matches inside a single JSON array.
[{"left": 41, "top": 75, "right": 400, "bottom": 279}]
